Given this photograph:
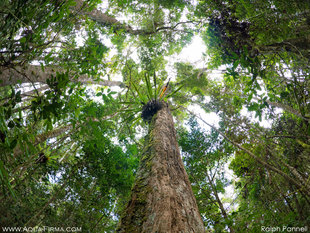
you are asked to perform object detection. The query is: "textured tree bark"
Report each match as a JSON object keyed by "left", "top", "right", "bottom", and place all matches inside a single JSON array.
[{"left": 117, "top": 102, "right": 205, "bottom": 233}]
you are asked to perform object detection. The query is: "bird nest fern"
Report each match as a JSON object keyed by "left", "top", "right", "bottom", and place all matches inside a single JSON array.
[{"left": 121, "top": 71, "right": 183, "bottom": 124}]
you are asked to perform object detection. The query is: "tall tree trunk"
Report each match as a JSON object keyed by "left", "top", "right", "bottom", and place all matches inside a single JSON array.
[
  {"left": 117, "top": 102, "right": 205, "bottom": 233},
  {"left": 0, "top": 65, "right": 124, "bottom": 87}
]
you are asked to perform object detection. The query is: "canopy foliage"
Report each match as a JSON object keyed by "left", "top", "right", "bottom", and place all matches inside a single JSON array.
[{"left": 1, "top": 0, "right": 309, "bottom": 232}]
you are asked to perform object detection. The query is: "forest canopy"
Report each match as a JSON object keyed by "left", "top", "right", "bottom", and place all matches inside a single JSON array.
[{"left": 0, "top": 0, "right": 309, "bottom": 232}]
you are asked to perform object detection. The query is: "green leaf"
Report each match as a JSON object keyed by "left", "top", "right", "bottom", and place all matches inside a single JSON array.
[
  {"left": 165, "top": 84, "right": 184, "bottom": 99},
  {"left": 280, "top": 91, "right": 289, "bottom": 99},
  {"left": 144, "top": 72, "right": 153, "bottom": 100},
  {"left": 8, "top": 121, "right": 15, "bottom": 128},
  {"left": 9, "top": 138, "right": 17, "bottom": 149},
  {"left": 19, "top": 37, "right": 26, "bottom": 44},
  {"left": 0, "top": 160, "right": 16, "bottom": 199},
  {"left": 131, "top": 82, "right": 147, "bottom": 103},
  {"left": 153, "top": 72, "right": 157, "bottom": 100},
  {"left": 248, "top": 103, "right": 260, "bottom": 111}
]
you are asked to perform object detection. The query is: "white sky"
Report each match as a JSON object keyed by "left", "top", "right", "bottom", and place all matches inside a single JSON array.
[{"left": 177, "top": 36, "right": 207, "bottom": 66}]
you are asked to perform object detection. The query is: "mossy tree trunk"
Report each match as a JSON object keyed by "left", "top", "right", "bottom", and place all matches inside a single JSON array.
[{"left": 117, "top": 102, "right": 205, "bottom": 233}]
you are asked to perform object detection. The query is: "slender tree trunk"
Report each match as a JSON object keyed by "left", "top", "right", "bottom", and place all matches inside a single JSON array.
[
  {"left": 205, "top": 172, "right": 234, "bottom": 233},
  {"left": 117, "top": 103, "right": 205, "bottom": 233}
]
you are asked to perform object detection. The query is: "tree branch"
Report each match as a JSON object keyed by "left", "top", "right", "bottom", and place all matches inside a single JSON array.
[
  {"left": 0, "top": 65, "right": 124, "bottom": 87},
  {"left": 74, "top": 0, "right": 196, "bottom": 36}
]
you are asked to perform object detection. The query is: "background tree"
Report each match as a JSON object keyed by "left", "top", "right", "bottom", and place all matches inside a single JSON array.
[{"left": 178, "top": 118, "right": 235, "bottom": 233}]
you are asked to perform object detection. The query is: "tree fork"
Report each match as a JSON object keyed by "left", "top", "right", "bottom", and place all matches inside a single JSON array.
[{"left": 117, "top": 102, "right": 205, "bottom": 232}]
